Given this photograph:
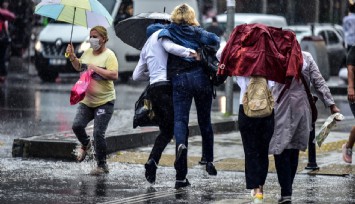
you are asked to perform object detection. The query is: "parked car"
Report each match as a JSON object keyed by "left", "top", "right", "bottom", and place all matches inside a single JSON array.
[
  {"left": 285, "top": 24, "right": 347, "bottom": 77},
  {"left": 34, "top": 0, "right": 199, "bottom": 82}
]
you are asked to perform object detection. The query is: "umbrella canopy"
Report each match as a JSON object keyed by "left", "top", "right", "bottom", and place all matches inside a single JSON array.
[
  {"left": 115, "top": 12, "right": 171, "bottom": 50},
  {"left": 0, "top": 8, "right": 15, "bottom": 21},
  {"left": 35, "top": 0, "right": 113, "bottom": 28}
]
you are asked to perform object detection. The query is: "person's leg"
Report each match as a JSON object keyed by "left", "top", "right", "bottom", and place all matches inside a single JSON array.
[
  {"left": 72, "top": 103, "right": 94, "bottom": 147},
  {"left": 192, "top": 70, "right": 213, "bottom": 163},
  {"left": 274, "top": 149, "right": 293, "bottom": 197},
  {"left": 172, "top": 74, "right": 193, "bottom": 182},
  {"left": 343, "top": 102, "right": 355, "bottom": 163},
  {"left": 92, "top": 102, "right": 114, "bottom": 168},
  {"left": 191, "top": 68, "right": 217, "bottom": 175},
  {"left": 238, "top": 105, "right": 261, "bottom": 190},
  {"left": 258, "top": 111, "right": 274, "bottom": 188},
  {"left": 147, "top": 84, "right": 174, "bottom": 164},
  {"left": 346, "top": 102, "right": 355, "bottom": 149},
  {"left": 289, "top": 149, "right": 300, "bottom": 187}
]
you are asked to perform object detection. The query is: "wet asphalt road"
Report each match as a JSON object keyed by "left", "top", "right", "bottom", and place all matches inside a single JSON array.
[{"left": 1, "top": 71, "right": 355, "bottom": 203}]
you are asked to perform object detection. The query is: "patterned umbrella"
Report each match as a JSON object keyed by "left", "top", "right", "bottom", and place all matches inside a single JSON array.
[{"left": 34, "top": 0, "right": 113, "bottom": 42}]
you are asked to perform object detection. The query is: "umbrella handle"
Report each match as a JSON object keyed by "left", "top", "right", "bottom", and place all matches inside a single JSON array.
[{"left": 65, "top": 7, "right": 76, "bottom": 58}]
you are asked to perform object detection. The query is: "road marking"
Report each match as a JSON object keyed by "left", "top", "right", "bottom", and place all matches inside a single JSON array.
[{"left": 99, "top": 189, "right": 187, "bottom": 204}]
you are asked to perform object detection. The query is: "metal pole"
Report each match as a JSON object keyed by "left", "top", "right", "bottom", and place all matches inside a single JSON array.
[
  {"left": 305, "top": 122, "right": 319, "bottom": 170},
  {"left": 225, "top": 0, "right": 235, "bottom": 115},
  {"left": 262, "top": 0, "right": 267, "bottom": 14},
  {"left": 315, "top": 0, "right": 320, "bottom": 23},
  {"left": 197, "top": 0, "right": 204, "bottom": 25},
  {"left": 287, "top": 0, "right": 295, "bottom": 25}
]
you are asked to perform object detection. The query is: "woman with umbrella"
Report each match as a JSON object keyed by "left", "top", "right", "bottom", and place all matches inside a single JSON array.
[
  {"left": 66, "top": 26, "right": 118, "bottom": 175},
  {"left": 157, "top": 3, "right": 220, "bottom": 189}
]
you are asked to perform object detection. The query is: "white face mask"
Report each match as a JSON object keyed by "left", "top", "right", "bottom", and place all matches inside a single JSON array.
[{"left": 89, "top": 38, "right": 101, "bottom": 51}]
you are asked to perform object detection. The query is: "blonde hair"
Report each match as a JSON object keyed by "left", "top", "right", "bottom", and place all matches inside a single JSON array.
[
  {"left": 171, "top": 4, "right": 200, "bottom": 26},
  {"left": 91, "top": 26, "right": 109, "bottom": 42}
]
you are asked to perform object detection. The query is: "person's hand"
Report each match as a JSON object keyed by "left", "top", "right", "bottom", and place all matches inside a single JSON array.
[
  {"left": 65, "top": 43, "right": 75, "bottom": 58},
  {"left": 87, "top": 64, "right": 96, "bottom": 72},
  {"left": 329, "top": 104, "right": 340, "bottom": 114},
  {"left": 190, "top": 51, "right": 201, "bottom": 61},
  {"left": 348, "top": 87, "right": 355, "bottom": 103}
]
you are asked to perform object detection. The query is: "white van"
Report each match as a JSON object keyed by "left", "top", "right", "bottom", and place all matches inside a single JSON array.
[
  {"left": 34, "top": 0, "right": 199, "bottom": 82},
  {"left": 203, "top": 13, "right": 288, "bottom": 29}
]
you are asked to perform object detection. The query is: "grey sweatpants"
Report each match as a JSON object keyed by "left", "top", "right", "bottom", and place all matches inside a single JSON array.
[{"left": 72, "top": 101, "right": 114, "bottom": 166}]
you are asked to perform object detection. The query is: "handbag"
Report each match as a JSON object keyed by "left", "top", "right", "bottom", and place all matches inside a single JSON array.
[
  {"left": 70, "top": 69, "right": 93, "bottom": 105},
  {"left": 199, "top": 44, "right": 227, "bottom": 87},
  {"left": 133, "top": 84, "right": 158, "bottom": 128},
  {"left": 300, "top": 73, "right": 318, "bottom": 123}
]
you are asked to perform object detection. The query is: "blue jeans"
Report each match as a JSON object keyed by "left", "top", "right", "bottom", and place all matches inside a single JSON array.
[{"left": 172, "top": 67, "right": 214, "bottom": 180}]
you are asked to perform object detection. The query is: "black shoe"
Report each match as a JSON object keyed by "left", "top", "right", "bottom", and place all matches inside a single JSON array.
[
  {"left": 176, "top": 144, "right": 187, "bottom": 161},
  {"left": 278, "top": 196, "right": 291, "bottom": 203},
  {"left": 145, "top": 159, "right": 157, "bottom": 184},
  {"left": 206, "top": 162, "right": 217, "bottom": 176},
  {"left": 175, "top": 179, "right": 191, "bottom": 189},
  {"left": 198, "top": 157, "right": 207, "bottom": 165}
]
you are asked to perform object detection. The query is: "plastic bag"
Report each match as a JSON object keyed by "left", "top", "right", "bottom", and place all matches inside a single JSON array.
[{"left": 70, "top": 70, "right": 93, "bottom": 105}]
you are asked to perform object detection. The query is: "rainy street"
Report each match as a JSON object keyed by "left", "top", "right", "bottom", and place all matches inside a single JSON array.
[{"left": 1, "top": 67, "right": 355, "bottom": 203}]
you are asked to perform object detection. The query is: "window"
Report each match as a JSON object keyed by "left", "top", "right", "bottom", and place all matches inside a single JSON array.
[
  {"left": 318, "top": 31, "right": 327, "bottom": 45},
  {"left": 326, "top": 30, "right": 339, "bottom": 45},
  {"left": 98, "top": 0, "right": 117, "bottom": 14},
  {"left": 114, "top": 0, "right": 133, "bottom": 25}
]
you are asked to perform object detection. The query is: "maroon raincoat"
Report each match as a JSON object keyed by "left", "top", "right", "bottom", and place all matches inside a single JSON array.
[{"left": 217, "top": 23, "right": 303, "bottom": 84}]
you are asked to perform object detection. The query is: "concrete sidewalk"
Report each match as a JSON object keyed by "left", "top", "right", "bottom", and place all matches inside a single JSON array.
[
  {"left": 12, "top": 111, "right": 238, "bottom": 160},
  {"left": 108, "top": 126, "right": 353, "bottom": 177}
]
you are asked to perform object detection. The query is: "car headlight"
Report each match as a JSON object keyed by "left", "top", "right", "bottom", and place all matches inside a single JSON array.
[
  {"left": 35, "top": 40, "right": 42, "bottom": 52},
  {"left": 78, "top": 40, "right": 90, "bottom": 53}
]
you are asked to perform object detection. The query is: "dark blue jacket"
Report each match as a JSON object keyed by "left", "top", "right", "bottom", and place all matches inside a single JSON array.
[{"left": 158, "top": 23, "right": 220, "bottom": 78}]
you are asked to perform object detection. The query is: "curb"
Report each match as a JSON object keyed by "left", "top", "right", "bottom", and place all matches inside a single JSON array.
[{"left": 12, "top": 119, "right": 238, "bottom": 160}]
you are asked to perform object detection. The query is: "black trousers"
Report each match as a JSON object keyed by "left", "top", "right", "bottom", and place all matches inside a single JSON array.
[
  {"left": 238, "top": 105, "right": 274, "bottom": 189},
  {"left": 147, "top": 81, "right": 174, "bottom": 164},
  {"left": 274, "top": 149, "right": 300, "bottom": 197}
]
